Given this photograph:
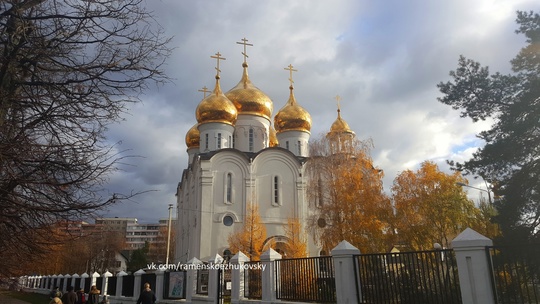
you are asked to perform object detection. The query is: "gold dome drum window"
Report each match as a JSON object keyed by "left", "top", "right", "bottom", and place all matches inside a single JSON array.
[{"left": 249, "top": 128, "right": 254, "bottom": 152}]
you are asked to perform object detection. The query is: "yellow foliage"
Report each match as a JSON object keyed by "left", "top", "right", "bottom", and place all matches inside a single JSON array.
[
  {"left": 392, "top": 161, "right": 481, "bottom": 250},
  {"left": 283, "top": 217, "right": 308, "bottom": 258},
  {"left": 228, "top": 203, "right": 267, "bottom": 261},
  {"left": 307, "top": 136, "right": 394, "bottom": 253}
]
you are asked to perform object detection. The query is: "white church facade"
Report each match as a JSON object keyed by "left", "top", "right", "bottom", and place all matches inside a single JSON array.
[{"left": 175, "top": 41, "right": 355, "bottom": 263}]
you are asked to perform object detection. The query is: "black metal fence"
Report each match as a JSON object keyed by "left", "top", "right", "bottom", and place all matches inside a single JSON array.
[
  {"left": 95, "top": 277, "right": 103, "bottom": 291},
  {"left": 275, "top": 256, "right": 336, "bottom": 303},
  {"left": 488, "top": 244, "right": 540, "bottom": 304},
  {"left": 219, "top": 267, "right": 232, "bottom": 300},
  {"left": 244, "top": 261, "right": 262, "bottom": 299},
  {"left": 140, "top": 273, "right": 156, "bottom": 295},
  {"left": 84, "top": 277, "right": 90, "bottom": 293},
  {"left": 121, "top": 275, "right": 134, "bottom": 297},
  {"left": 107, "top": 276, "right": 117, "bottom": 295},
  {"left": 354, "top": 249, "right": 461, "bottom": 304}
]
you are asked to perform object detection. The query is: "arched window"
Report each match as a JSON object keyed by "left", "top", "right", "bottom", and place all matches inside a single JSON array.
[
  {"left": 226, "top": 173, "right": 232, "bottom": 204},
  {"left": 273, "top": 175, "right": 280, "bottom": 205},
  {"left": 297, "top": 140, "right": 302, "bottom": 155},
  {"left": 217, "top": 133, "right": 222, "bottom": 149},
  {"left": 205, "top": 133, "right": 209, "bottom": 150}
]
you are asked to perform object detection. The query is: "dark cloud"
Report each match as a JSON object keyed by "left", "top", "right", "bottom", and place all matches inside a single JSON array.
[{"left": 99, "top": 0, "right": 538, "bottom": 222}]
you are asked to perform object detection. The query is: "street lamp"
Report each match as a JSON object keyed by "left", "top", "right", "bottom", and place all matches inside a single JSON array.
[
  {"left": 166, "top": 203, "right": 173, "bottom": 265},
  {"left": 456, "top": 182, "right": 493, "bottom": 205}
]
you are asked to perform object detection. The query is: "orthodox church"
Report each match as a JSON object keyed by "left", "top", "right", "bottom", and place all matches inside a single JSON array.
[{"left": 175, "top": 40, "right": 355, "bottom": 263}]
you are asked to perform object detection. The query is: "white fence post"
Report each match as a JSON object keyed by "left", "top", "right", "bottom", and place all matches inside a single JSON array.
[
  {"left": 155, "top": 269, "right": 165, "bottom": 301},
  {"left": 261, "top": 248, "right": 281, "bottom": 304},
  {"left": 207, "top": 254, "right": 223, "bottom": 303},
  {"left": 51, "top": 274, "right": 58, "bottom": 290},
  {"left": 230, "top": 251, "right": 249, "bottom": 303},
  {"left": 90, "top": 272, "right": 100, "bottom": 289},
  {"left": 80, "top": 273, "right": 89, "bottom": 291},
  {"left": 451, "top": 228, "right": 495, "bottom": 304},
  {"left": 133, "top": 269, "right": 145, "bottom": 300},
  {"left": 101, "top": 271, "right": 112, "bottom": 295},
  {"left": 62, "top": 274, "right": 70, "bottom": 291},
  {"left": 71, "top": 274, "right": 79, "bottom": 291},
  {"left": 115, "top": 271, "right": 127, "bottom": 297},
  {"left": 185, "top": 257, "right": 202, "bottom": 302},
  {"left": 331, "top": 240, "right": 361, "bottom": 304}
]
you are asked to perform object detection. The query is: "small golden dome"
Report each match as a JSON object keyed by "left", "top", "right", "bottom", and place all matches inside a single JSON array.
[
  {"left": 196, "top": 77, "right": 238, "bottom": 125},
  {"left": 226, "top": 63, "right": 273, "bottom": 120},
  {"left": 274, "top": 86, "right": 311, "bottom": 133},
  {"left": 329, "top": 108, "right": 355, "bottom": 135},
  {"left": 185, "top": 123, "right": 200, "bottom": 148},
  {"left": 269, "top": 125, "right": 278, "bottom": 147}
]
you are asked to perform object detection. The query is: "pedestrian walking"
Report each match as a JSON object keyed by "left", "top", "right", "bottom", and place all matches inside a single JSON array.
[{"left": 136, "top": 282, "right": 156, "bottom": 304}]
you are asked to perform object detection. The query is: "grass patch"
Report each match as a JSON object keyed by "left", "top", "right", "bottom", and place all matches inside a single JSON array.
[{"left": 0, "top": 290, "right": 50, "bottom": 304}]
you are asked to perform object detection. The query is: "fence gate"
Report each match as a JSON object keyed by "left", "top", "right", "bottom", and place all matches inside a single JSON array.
[{"left": 217, "top": 266, "right": 232, "bottom": 304}]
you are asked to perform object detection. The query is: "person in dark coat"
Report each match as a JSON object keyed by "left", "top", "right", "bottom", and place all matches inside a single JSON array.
[
  {"left": 62, "top": 286, "right": 77, "bottom": 304},
  {"left": 76, "top": 288, "right": 86, "bottom": 304},
  {"left": 136, "top": 282, "right": 156, "bottom": 304},
  {"left": 87, "top": 285, "right": 100, "bottom": 304}
]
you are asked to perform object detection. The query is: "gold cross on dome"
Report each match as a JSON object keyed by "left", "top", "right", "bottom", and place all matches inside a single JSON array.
[
  {"left": 198, "top": 86, "right": 210, "bottom": 98},
  {"left": 284, "top": 64, "right": 297, "bottom": 87},
  {"left": 335, "top": 95, "right": 342, "bottom": 111},
  {"left": 210, "top": 52, "right": 226, "bottom": 77},
  {"left": 236, "top": 38, "right": 253, "bottom": 63}
]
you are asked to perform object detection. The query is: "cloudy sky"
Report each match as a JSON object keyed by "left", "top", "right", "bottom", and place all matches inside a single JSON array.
[{"left": 99, "top": 0, "right": 538, "bottom": 223}]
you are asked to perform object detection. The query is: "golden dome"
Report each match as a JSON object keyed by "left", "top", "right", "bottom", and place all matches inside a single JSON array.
[
  {"left": 196, "top": 77, "right": 238, "bottom": 125},
  {"left": 274, "top": 86, "right": 311, "bottom": 133},
  {"left": 185, "top": 123, "right": 200, "bottom": 148},
  {"left": 329, "top": 108, "right": 355, "bottom": 135},
  {"left": 226, "top": 63, "right": 273, "bottom": 120},
  {"left": 269, "top": 125, "right": 278, "bottom": 147}
]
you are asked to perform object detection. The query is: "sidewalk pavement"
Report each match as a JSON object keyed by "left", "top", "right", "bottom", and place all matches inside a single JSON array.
[{"left": 0, "top": 294, "right": 32, "bottom": 304}]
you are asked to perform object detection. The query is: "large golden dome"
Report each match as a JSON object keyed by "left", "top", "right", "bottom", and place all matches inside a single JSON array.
[
  {"left": 226, "top": 63, "right": 273, "bottom": 120},
  {"left": 185, "top": 123, "right": 200, "bottom": 148},
  {"left": 329, "top": 108, "right": 355, "bottom": 135},
  {"left": 196, "top": 77, "right": 238, "bottom": 125},
  {"left": 274, "top": 86, "right": 311, "bottom": 133},
  {"left": 269, "top": 125, "right": 278, "bottom": 147}
]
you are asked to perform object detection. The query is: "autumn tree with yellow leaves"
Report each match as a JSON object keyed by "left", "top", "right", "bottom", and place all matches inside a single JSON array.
[
  {"left": 283, "top": 217, "right": 308, "bottom": 258},
  {"left": 228, "top": 203, "right": 267, "bottom": 260},
  {"left": 391, "top": 161, "right": 480, "bottom": 250},
  {"left": 306, "top": 136, "right": 394, "bottom": 254}
]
